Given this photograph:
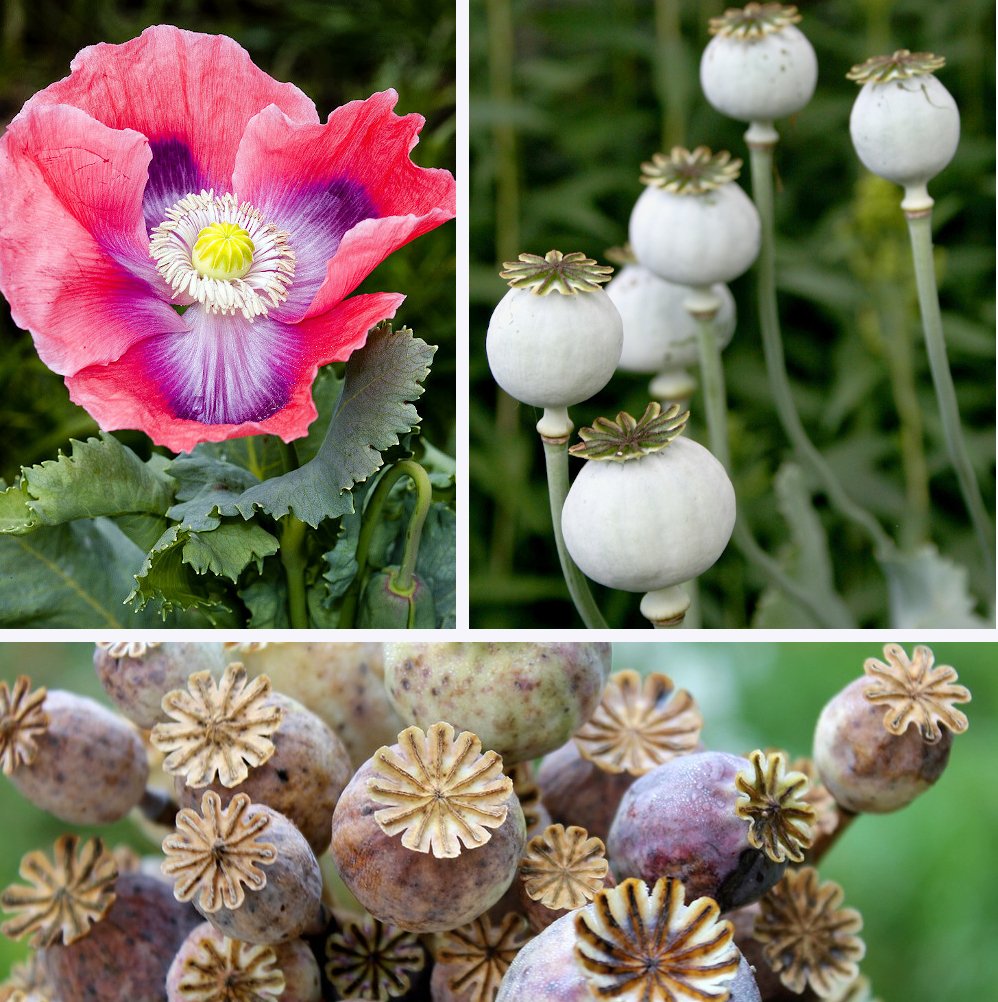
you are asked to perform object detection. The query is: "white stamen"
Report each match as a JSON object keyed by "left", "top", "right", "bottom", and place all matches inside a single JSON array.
[{"left": 150, "top": 191, "right": 296, "bottom": 320}]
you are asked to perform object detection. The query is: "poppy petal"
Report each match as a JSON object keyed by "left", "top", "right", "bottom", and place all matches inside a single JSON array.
[
  {"left": 232, "top": 93, "right": 456, "bottom": 320},
  {"left": 65, "top": 292, "right": 404, "bottom": 453},
  {"left": 0, "top": 103, "right": 186, "bottom": 375}
]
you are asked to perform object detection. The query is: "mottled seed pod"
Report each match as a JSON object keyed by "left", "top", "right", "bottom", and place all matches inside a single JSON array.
[
  {"left": 329, "top": 728, "right": 527, "bottom": 933},
  {"left": 607, "top": 751, "right": 785, "bottom": 911},
  {"left": 174, "top": 689, "right": 352, "bottom": 856},
  {"left": 1, "top": 681, "right": 148, "bottom": 825},
  {"left": 233, "top": 642, "right": 406, "bottom": 766},
  {"left": 44, "top": 872, "right": 201, "bottom": 1002},
  {"left": 382, "top": 643, "right": 612, "bottom": 764},
  {"left": 536, "top": 741, "right": 637, "bottom": 842},
  {"left": 430, "top": 912, "right": 530, "bottom": 1002},
  {"left": 94, "top": 641, "right": 227, "bottom": 728},
  {"left": 163, "top": 793, "right": 324, "bottom": 945},
  {"left": 166, "top": 921, "right": 322, "bottom": 1002},
  {"left": 812, "top": 645, "right": 969, "bottom": 813}
]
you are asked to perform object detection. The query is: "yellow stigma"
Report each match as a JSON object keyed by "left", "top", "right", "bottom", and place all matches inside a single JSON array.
[{"left": 191, "top": 222, "right": 255, "bottom": 281}]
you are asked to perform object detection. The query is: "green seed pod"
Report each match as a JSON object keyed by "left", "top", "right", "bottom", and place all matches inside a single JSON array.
[{"left": 357, "top": 569, "right": 436, "bottom": 628}]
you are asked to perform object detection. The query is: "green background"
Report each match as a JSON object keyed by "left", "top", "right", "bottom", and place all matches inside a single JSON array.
[
  {"left": 469, "top": 0, "right": 996, "bottom": 627},
  {"left": 0, "top": 640, "right": 995, "bottom": 1000},
  {"left": 0, "top": 0, "right": 456, "bottom": 479}
]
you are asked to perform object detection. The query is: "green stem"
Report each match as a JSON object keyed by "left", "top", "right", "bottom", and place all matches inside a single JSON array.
[
  {"left": 748, "top": 135, "right": 896, "bottom": 559},
  {"left": 540, "top": 415, "right": 608, "bottom": 629},
  {"left": 279, "top": 515, "right": 309, "bottom": 629},
  {"left": 653, "top": 0, "right": 687, "bottom": 149},
  {"left": 393, "top": 462, "right": 433, "bottom": 592},
  {"left": 338, "top": 460, "right": 429, "bottom": 628},
  {"left": 905, "top": 207, "right": 995, "bottom": 592},
  {"left": 694, "top": 306, "right": 854, "bottom": 628}
]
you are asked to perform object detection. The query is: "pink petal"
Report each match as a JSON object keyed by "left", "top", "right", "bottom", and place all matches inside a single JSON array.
[
  {"left": 232, "top": 93, "right": 456, "bottom": 321},
  {"left": 0, "top": 103, "right": 186, "bottom": 375},
  {"left": 26, "top": 25, "right": 319, "bottom": 225},
  {"left": 65, "top": 292, "right": 404, "bottom": 454}
]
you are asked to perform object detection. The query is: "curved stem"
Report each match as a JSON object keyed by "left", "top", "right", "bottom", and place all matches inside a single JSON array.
[
  {"left": 693, "top": 307, "right": 854, "bottom": 628},
  {"left": 337, "top": 460, "right": 428, "bottom": 629},
  {"left": 279, "top": 515, "right": 309, "bottom": 629},
  {"left": 904, "top": 207, "right": 995, "bottom": 595},
  {"left": 393, "top": 461, "right": 433, "bottom": 592},
  {"left": 540, "top": 414, "right": 608, "bottom": 629},
  {"left": 748, "top": 134, "right": 896, "bottom": 559}
]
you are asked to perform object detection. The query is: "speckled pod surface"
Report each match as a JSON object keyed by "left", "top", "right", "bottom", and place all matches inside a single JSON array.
[
  {"left": 330, "top": 758, "right": 527, "bottom": 933},
  {"left": 607, "top": 751, "right": 785, "bottom": 911},
  {"left": 44, "top": 872, "right": 201, "bottom": 1002},
  {"left": 175, "top": 691, "right": 351, "bottom": 855},
  {"left": 494, "top": 911, "right": 593, "bottom": 1002},
  {"left": 200, "top": 804, "right": 323, "bottom": 945},
  {"left": 237, "top": 643, "right": 406, "bottom": 766},
  {"left": 383, "top": 643, "right": 612, "bottom": 764},
  {"left": 9, "top": 690, "right": 148, "bottom": 824},
  {"left": 813, "top": 677, "right": 952, "bottom": 813},
  {"left": 94, "top": 643, "right": 227, "bottom": 729}
]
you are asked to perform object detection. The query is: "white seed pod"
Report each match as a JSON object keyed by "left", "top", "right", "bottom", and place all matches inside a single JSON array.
[
  {"left": 607, "top": 261, "right": 736, "bottom": 374},
  {"left": 700, "top": 5, "right": 817, "bottom": 124},
  {"left": 628, "top": 148, "right": 760, "bottom": 287},
  {"left": 848, "top": 51, "right": 959, "bottom": 197},
  {"left": 561, "top": 404, "right": 735, "bottom": 593},
  {"left": 486, "top": 251, "right": 622, "bottom": 408}
]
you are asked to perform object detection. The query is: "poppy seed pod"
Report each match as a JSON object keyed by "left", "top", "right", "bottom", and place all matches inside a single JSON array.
[
  {"left": 848, "top": 51, "right": 959, "bottom": 208},
  {"left": 629, "top": 147, "right": 761, "bottom": 287},
  {"left": 700, "top": 4, "right": 818, "bottom": 125},
  {"left": 486, "top": 251, "right": 622, "bottom": 410},
  {"left": 561, "top": 404, "right": 735, "bottom": 626}
]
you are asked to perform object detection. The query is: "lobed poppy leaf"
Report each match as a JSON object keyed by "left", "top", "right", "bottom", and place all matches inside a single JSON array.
[
  {"left": 234, "top": 323, "right": 436, "bottom": 527},
  {"left": 883, "top": 545, "right": 988, "bottom": 628}
]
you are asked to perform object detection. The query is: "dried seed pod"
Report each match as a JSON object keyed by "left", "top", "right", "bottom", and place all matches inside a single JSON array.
[
  {"left": 382, "top": 643, "right": 612, "bottom": 764},
  {"left": 607, "top": 751, "right": 785, "bottom": 911},
  {"left": 330, "top": 742, "right": 526, "bottom": 933},
  {"left": 573, "top": 670, "right": 702, "bottom": 776},
  {"left": 166, "top": 921, "right": 322, "bottom": 1002},
  {"left": 163, "top": 792, "right": 323, "bottom": 945},
  {"left": 42, "top": 871, "right": 201, "bottom": 1002},
  {"left": 536, "top": 739, "right": 637, "bottom": 842},
  {"left": 754, "top": 867, "right": 865, "bottom": 998},
  {"left": 94, "top": 641, "right": 227, "bottom": 728},
  {"left": 1, "top": 681, "right": 148, "bottom": 825},
  {"left": 813, "top": 645, "right": 970, "bottom": 813},
  {"left": 0, "top": 951, "right": 55, "bottom": 1002},
  {"left": 323, "top": 914, "right": 425, "bottom": 1000},
  {"left": 1, "top": 836, "right": 117, "bottom": 947},
  {"left": 431, "top": 913, "right": 530, "bottom": 1002},
  {"left": 175, "top": 689, "right": 352, "bottom": 855},
  {"left": 521, "top": 824, "right": 608, "bottom": 912},
  {"left": 151, "top": 663, "right": 284, "bottom": 790},
  {"left": 734, "top": 750, "right": 815, "bottom": 863},
  {"left": 234, "top": 642, "right": 406, "bottom": 766},
  {"left": 506, "top": 762, "right": 550, "bottom": 839}
]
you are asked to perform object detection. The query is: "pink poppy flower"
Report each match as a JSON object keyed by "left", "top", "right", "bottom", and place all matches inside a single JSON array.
[{"left": 0, "top": 25, "right": 456, "bottom": 453}]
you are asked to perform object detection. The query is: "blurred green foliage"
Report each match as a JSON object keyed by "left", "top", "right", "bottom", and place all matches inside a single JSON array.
[
  {"left": 1, "top": 640, "right": 994, "bottom": 1000},
  {"left": 470, "top": 0, "right": 995, "bottom": 627},
  {"left": 0, "top": 0, "right": 455, "bottom": 478}
]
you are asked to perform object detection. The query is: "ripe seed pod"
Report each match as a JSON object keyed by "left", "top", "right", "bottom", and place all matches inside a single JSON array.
[
  {"left": 607, "top": 751, "right": 786, "bottom": 912},
  {"left": 357, "top": 568, "right": 436, "bottom": 628},
  {"left": 812, "top": 644, "right": 970, "bottom": 813},
  {"left": 382, "top": 642, "right": 612, "bottom": 764},
  {"left": 848, "top": 51, "right": 959, "bottom": 208},
  {"left": 486, "top": 250, "right": 622, "bottom": 409},
  {"left": 629, "top": 147, "right": 760, "bottom": 287},
  {"left": 700, "top": 4, "right": 818, "bottom": 125},
  {"left": 1, "top": 679, "right": 148, "bottom": 825},
  {"left": 93, "top": 641, "right": 227, "bottom": 728},
  {"left": 561, "top": 404, "right": 735, "bottom": 626},
  {"left": 232, "top": 642, "right": 405, "bottom": 767},
  {"left": 329, "top": 725, "right": 526, "bottom": 933},
  {"left": 162, "top": 792, "right": 324, "bottom": 945}
]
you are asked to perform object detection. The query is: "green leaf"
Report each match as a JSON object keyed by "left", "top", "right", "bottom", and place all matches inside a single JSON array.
[
  {"left": 401, "top": 501, "right": 456, "bottom": 628},
  {"left": 752, "top": 463, "right": 855, "bottom": 629},
  {"left": 0, "top": 518, "right": 170, "bottom": 627},
  {"left": 293, "top": 365, "right": 345, "bottom": 466},
  {"left": 14, "top": 433, "right": 175, "bottom": 527},
  {"left": 883, "top": 545, "right": 991, "bottom": 628},
  {"left": 182, "top": 522, "right": 279, "bottom": 580},
  {"left": 0, "top": 483, "right": 37, "bottom": 534},
  {"left": 166, "top": 453, "right": 261, "bottom": 529},
  {"left": 238, "top": 564, "right": 290, "bottom": 629},
  {"left": 233, "top": 323, "right": 436, "bottom": 527},
  {"left": 322, "top": 510, "right": 363, "bottom": 604}
]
